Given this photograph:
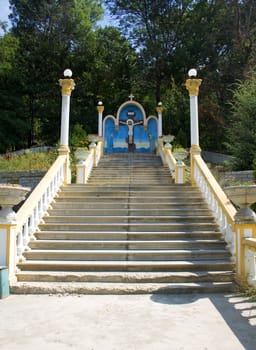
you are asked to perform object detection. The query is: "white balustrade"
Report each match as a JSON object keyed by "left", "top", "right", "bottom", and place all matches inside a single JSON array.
[
  {"left": 15, "top": 155, "right": 67, "bottom": 262},
  {"left": 192, "top": 154, "right": 237, "bottom": 259},
  {"left": 94, "top": 141, "right": 102, "bottom": 166},
  {"left": 159, "top": 144, "right": 165, "bottom": 164},
  {"left": 159, "top": 143, "right": 185, "bottom": 184},
  {"left": 244, "top": 240, "right": 256, "bottom": 287},
  {"left": 76, "top": 141, "right": 103, "bottom": 184}
]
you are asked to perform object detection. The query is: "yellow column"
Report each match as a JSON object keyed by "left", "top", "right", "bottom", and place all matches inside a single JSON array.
[
  {"left": 234, "top": 223, "right": 256, "bottom": 285},
  {"left": 157, "top": 138, "right": 164, "bottom": 156},
  {"left": 156, "top": 102, "right": 163, "bottom": 138},
  {"left": 234, "top": 210, "right": 256, "bottom": 285},
  {"left": 0, "top": 223, "right": 18, "bottom": 283},
  {"left": 58, "top": 69, "right": 75, "bottom": 184},
  {"left": 185, "top": 70, "right": 202, "bottom": 186},
  {"left": 97, "top": 102, "right": 104, "bottom": 137}
]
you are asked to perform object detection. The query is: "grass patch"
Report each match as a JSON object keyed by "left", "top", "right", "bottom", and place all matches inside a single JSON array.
[
  {"left": 240, "top": 286, "right": 256, "bottom": 301},
  {"left": 0, "top": 150, "right": 57, "bottom": 171}
]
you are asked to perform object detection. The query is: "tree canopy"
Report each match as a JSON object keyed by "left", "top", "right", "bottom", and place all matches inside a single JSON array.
[{"left": 0, "top": 0, "right": 256, "bottom": 170}]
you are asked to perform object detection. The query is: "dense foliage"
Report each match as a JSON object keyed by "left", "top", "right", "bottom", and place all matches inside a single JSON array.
[
  {"left": 0, "top": 0, "right": 256, "bottom": 170},
  {"left": 225, "top": 75, "right": 256, "bottom": 170}
]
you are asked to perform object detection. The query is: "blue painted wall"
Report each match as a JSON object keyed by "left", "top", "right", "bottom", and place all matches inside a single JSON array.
[{"left": 104, "top": 103, "right": 157, "bottom": 153}]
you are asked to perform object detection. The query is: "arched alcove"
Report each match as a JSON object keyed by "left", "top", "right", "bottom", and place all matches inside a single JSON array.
[{"left": 103, "top": 99, "right": 158, "bottom": 153}]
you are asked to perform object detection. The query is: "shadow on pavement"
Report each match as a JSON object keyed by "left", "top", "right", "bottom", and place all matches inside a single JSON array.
[{"left": 151, "top": 292, "right": 256, "bottom": 350}]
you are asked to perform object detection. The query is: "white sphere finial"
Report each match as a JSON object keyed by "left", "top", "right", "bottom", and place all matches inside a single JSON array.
[
  {"left": 188, "top": 68, "right": 197, "bottom": 77},
  {"left": 64, "top": 69, "right": 72, "bottom": 78}
]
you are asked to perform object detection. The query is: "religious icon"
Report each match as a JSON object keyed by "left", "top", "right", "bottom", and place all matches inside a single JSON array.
[{"left": 119, "top": 118, "right": 143, "bottom": 145}]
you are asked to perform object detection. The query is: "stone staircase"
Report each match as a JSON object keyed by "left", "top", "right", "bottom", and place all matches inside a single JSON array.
[{"left": 12, "top": 153, "right": 235, "bottom": 294}]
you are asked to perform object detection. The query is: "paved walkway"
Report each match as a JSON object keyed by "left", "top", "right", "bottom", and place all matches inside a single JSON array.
[{"left": 0, "top": 293, "right": 255, "bottom": 350}]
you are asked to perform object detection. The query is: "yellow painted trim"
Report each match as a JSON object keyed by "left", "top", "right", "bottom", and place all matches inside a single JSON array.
[
  {"left": 234, "top": 223, "right": 256, "bottom": 284},
  {"left": 190, "top": 146, "right": 201, "bottom": 186},
  {"left": 156, "top": 106, "right": 163, "bottom": 114},
  {"left": 59, "top": 78, "right": 75, "bottom": 96},
  {"left": 165, "top": 148, "right": 176, "bottom": 169},
  {"left": 97, "top": 106, "right": 104, "bottom": 113},
  {"left": 192, "top": 154, "right": 236, "bottom": 223},
  {"left": 244, "top": 238, "right": 256, "bottom": 252},
  {"left": 0, "top": 223, "right": 16, "bottom": 230},
  {"left": 16, "top": 155, "right": 67, "bottom": 230},
  {"left": 0, "top": 223, "right": 17, "bottom": 281},
  {"left": 185, "top": 78, "right": 202, "bottom": 96}
]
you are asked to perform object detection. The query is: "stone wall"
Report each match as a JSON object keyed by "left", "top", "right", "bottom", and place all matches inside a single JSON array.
[
  {"left": 220, "top": 170, "right": 254, "bottom": 186},
  {"left": 0, "top": 170, "right": 46, "bottom": 189},
  {"left": 202, "top": 151, "right": 234, "bottom": 165},
  {"left": 210, "top": 168, "right": 254, "bottom": 186}
]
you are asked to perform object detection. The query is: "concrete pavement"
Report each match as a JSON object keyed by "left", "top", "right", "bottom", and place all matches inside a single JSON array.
[{"left": 0, "top": 293, "right": 255, "bottom": 350}]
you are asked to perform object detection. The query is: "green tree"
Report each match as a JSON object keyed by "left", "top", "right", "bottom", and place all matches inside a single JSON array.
[
  {"left": 8, "top": 0, "right": 103, "bottom": 146},
  {"left": 0, "top": 33, "right": 29, "bottom": 152},
  {"left": 105, "top": 1, "right": 256, "bottom": 152},
  {"left": 226, "top": 74, "right": 256, "bottom": 170},
  {"left": 105, "top": 0, "right": 194, "bottom": 102}
]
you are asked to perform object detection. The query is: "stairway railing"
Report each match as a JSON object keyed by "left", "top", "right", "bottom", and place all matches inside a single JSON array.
[
  {"left": 192, "top": 153, "right": 237, "bottom": 258},
  {"left": 76, "top": 141, "right": 103, "bottom": 184},
  {"left": 159, "top": 142, "right": 186, "bottom": 184},
  {"left": 15, "top": 154, "right": 68, "bottom": 263},
  {"left": 192, "top": 153, "right": 256, "bottom": 287}
]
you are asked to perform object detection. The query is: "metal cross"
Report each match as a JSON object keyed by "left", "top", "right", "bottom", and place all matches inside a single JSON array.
[{"left": 128, "top": 94, "right": 134, "bottom": 101}]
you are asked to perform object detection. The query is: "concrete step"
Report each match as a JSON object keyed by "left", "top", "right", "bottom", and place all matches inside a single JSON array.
[
  {"left": 35, "top": 230, "right": 223, "bottom": 240},
  {"left": 51, "top": 202, "right": 209, "bottom": 210},
  {"left": 37, "top": 222, "right": 219, "bottom": 232},
  {"left": 42, "top": 215, "right": 215, "bottom": 224},
  {"left": 17, "top": 259, "right": 233, "bottom": 272},
  {"left": 10, "top": 281, "right": 237, "bottom": 295},
  {"left": 87, "top": 179, "right": 174, "bottom": 184},
  {"left": 48, "top": 208, "right": 211, "bottom": 216},
  {"left": 58, "top": 189, "right": 199, "bottom": 196},
  {"left": 28, "top": 239, "right": 226, "bottom": 250},
  {"left": 15, "top": 270, "right": 234, "bottom": 283},
  {"left": 62, "top": 184, "right": 194, "bottom": 191},
  {"left": 57, "top": 192, "right": 204, "bottom": 199},
  {"left": 54, "top": 196, "right": 206, "bottom": 204},
  {"left": 23, "top": 249, "right": 230, "bottom": 261}
]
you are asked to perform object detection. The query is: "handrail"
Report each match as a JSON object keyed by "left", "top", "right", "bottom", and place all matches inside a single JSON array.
[
  {"left": 15, "top": 154, "right": 67, "bottom": 261},
  {"left": 94, "top": 140, "right": 103, "bottom": 166},
  {"left": 76, "top": 141, "right": 103, "bottom": 184},
  {"left": 244, "top": 238, "right": 256, "bottom": 287},
  {"left": 192, "top": 153, "right": 237, "bottom": 258},
  {"left": 159, "top": 143, "right": 186, "bottom": 184},
  {"left": 165, "top": 147, "right": 177, "bottom": 180},
  {"left": 83, "top": 149, "right": 94, "bottom": 181}
]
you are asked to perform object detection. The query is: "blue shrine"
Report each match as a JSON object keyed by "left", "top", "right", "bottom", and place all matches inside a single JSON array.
[{"left": 102, "top": 96, "right": 159, "bottom": 153}]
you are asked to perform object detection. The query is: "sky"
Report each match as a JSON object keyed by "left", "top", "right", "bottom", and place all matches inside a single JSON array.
[
  {"left": 0, "top": 0, "right": 10, "bottom": 20},
  {"left": 0, "top": 0, "right": 114, "bottom": 35},
  {"left": 0, "top": 0, "right": 10, "bottom": 34}
]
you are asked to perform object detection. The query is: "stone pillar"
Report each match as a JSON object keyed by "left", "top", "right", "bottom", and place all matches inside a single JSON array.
[
  {"left": 0, "top": 223, "right": 17, "bottom": 283},
  {"left": 175, "top": 161, "right": 186, "bottom": 184},
  {"left": 0, "top": 185, "right": 30, "bottom": 282},
  {"left": 58, "top": 69, "right": 75, "bottom": 184},
  {"left": 185, "top": 69, "right": 202, "bottom": 185},
  {"left": 234, "top": 205, "right": 256, "bottom": 285},
  {"left": 97, "top": 102, "right": 104, "bottom": 137},
  {"left": 76, "top": 161, "right": 87, "bottom": 184},
  {"left": 59, "top": 69, "right": 75, "bottom": 150},
  {"left": 157, "top": 138, "right": 163, "bottom": 156},
  {"left": 185, "top": 71, "right": 202, "bottom": 150},
  {"left": 156, "top": 102, "right": 163, "bottom": 138},
  {"left": 89, "top": 142, "right": 97, "bottom": 167}
]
